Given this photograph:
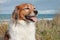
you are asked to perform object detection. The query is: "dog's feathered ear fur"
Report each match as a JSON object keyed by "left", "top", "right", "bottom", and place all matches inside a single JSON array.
[{"left": 12, "top": 6, "right": 19, "bottom": 21}]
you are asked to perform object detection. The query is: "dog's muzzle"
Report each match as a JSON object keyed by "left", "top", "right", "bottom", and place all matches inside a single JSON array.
[{"left": 25, "top": 10, "right": 38, "bottom": 22}]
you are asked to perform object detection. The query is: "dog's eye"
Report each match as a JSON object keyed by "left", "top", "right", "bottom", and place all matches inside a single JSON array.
[
  {"left": 25, "top": 8, "right": 29, "bottom": 9},
  {"left": 23, "top": 8, "right": 29, "bottom": 10}
]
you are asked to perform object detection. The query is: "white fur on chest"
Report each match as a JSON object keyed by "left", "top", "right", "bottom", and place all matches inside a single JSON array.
[{"left": 9, "top": 20, "right": 36, "bottom": 40}]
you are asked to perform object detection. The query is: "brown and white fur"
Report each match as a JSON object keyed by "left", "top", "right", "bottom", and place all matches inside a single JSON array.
[{"left": 4, "top": 3, "right": 38, "bottom": 40}]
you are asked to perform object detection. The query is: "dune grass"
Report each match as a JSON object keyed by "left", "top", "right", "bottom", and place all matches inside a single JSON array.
[
  {"left": 0, "top": 21, "right": 8, "bottom": 37},
  {"left": 36, "top": 20, "right": 60, "bottom": 40}
]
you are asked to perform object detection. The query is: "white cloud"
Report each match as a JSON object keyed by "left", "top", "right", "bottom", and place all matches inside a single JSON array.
[
  {"left": 38, "top": 10, "right": 56, "bottom": 14},
  {"left": 0, "top": 0, "right": 10, "bottom": 3}
]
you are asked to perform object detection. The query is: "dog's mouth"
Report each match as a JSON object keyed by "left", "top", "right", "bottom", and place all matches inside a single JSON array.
[{"left": 25, "top": 15, "right": 37, "bottom": 22}]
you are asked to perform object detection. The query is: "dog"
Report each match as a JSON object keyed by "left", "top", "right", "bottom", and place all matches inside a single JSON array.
[{"left": 4, "top": 3, "right": 38, "bottom": 40}]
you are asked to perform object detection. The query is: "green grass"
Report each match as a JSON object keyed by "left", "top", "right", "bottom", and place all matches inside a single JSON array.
[{"left": 36, "top": 19, "right": 60, "bottom": 40}]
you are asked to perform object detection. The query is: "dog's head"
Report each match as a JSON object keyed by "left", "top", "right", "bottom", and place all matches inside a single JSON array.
[{"left": 12, "top": 3, "right": 38, "bottom": 22}]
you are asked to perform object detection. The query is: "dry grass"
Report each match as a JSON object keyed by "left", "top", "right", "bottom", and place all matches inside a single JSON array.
[{"left": 0, "top": 21, "right": 8, "bottom": 38}]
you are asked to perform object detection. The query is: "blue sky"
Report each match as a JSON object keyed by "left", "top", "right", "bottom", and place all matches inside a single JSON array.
[{"left": 0, "top": 0, "right": 60, "bottom": 14}]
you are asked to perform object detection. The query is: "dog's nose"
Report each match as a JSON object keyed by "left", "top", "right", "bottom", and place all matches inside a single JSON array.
[{"left": 34, "top": 10, "right": 38, "bottom": 15}]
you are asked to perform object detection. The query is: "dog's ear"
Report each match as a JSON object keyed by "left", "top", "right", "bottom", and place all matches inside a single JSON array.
[{"left": 12, "top": 6, "right": 20, "bottom": 20}]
